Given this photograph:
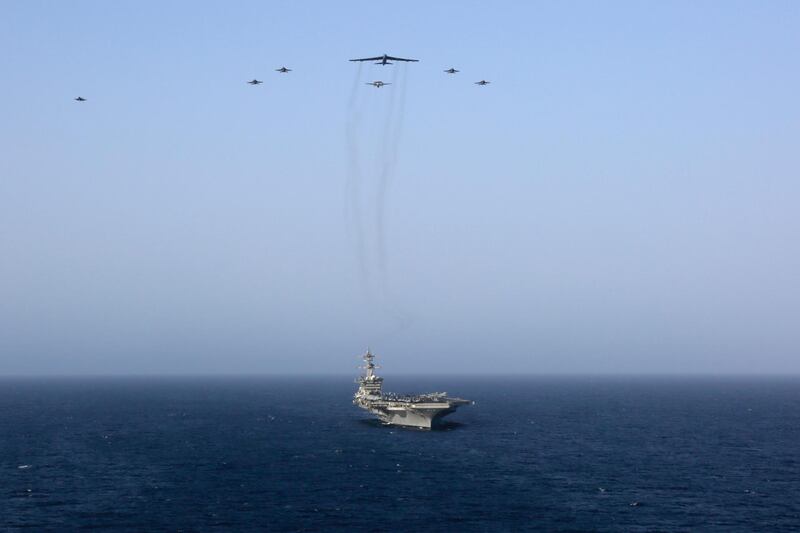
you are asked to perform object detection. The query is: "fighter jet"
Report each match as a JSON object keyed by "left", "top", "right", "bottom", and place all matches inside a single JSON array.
[
  {"left": 366, "top": 81, "right": 391, "bottom": 88},
  {"left": 74, "top": 96, "right": 86, "bottom": 101},
  {"left": 275, "top": 67, "right": 292, "bottom": 73},
  {"left": 350, "top": 54, "right": 418, "bottom": 66},
  {"left": 444, "top": 68, "right": 460, "bottom": 74},
  {"left": 474, "top": 80, "right": 491, "bottom": 85},
  {"left": 247, "top": 79, "right": 263, "bottom": 85}
]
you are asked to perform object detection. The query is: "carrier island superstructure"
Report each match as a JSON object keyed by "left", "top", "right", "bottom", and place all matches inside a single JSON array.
[{"left": 353, "top": 349, "right": 472, "bottom": 429}]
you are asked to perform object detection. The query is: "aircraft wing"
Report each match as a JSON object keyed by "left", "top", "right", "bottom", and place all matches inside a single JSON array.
[
  {"left": 350, "top": 56, "right": 385, "bottom": 62},
  {"left": 385, "top": 56, "right": 418, "bottom": 62}
]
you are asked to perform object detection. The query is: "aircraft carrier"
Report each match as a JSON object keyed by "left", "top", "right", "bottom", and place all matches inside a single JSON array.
[{"left": 353, "top": 349, "right": 472, "bottom": 429}]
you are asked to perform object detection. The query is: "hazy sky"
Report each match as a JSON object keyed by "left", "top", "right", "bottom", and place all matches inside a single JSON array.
[{"left": 1, "top": 1, "right": 798, "bottom": 374}]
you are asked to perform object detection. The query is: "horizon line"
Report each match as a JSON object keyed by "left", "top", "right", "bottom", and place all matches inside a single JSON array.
[{"left": 1, "top": 372, "right": 799, "bottom": 378}]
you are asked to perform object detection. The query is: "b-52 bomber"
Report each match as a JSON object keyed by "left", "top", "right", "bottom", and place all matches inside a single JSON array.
[
  {"left": 366, "top": 81, "right": 391, "bottom": 88},
  {"left": 350, "top": 54, "right": 418, "bottom": 66},
  {"left": 247, "top": 79, "right": 263, "bottom": 85}
]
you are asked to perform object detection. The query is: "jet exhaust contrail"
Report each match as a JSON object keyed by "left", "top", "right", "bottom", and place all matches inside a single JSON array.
[
  {"left": 376, "top": 63, "right": 408, "bottom": 293},
  {"left": 345, "top": 62, "right": 369, "bottom": 291},
  {"left": 345, "top": 61, "right": 413, "bottom": 341}
]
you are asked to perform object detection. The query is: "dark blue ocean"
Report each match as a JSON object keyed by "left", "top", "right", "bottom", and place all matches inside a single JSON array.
[{"left": 1, "top": 376, "right": 799, "bottom": 532}]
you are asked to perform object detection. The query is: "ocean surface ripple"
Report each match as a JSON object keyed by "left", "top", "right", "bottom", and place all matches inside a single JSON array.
[{"left": 1, "top": 376, "right": 799, "bottom": 532}]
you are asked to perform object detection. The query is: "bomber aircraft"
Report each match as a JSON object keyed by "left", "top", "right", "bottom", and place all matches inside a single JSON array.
[
  {"left": 366, "top": 81, "right": 391, "bottom": 88},
  {"left": 350, "top": 54, "right": 418, "bottom": 66},
  {"left": 247, "top": 79, "right": 263, "bottom": 85},
  {"left": 444, "top": 68, "right": 460, "bottom": 74},
  {"left": 74, "top": 96, "right": 86, "bottom": 101},
  {"left": 474, "top": 80, "right": 491, "bottom": 85},
  {"left": 275, "top": 67, "right": 292, "bottom": 73}
]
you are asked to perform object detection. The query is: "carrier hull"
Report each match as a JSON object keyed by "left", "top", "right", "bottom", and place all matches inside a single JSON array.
[{"left": 363, "top": 403, "right": 466, "bottom": 429}]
